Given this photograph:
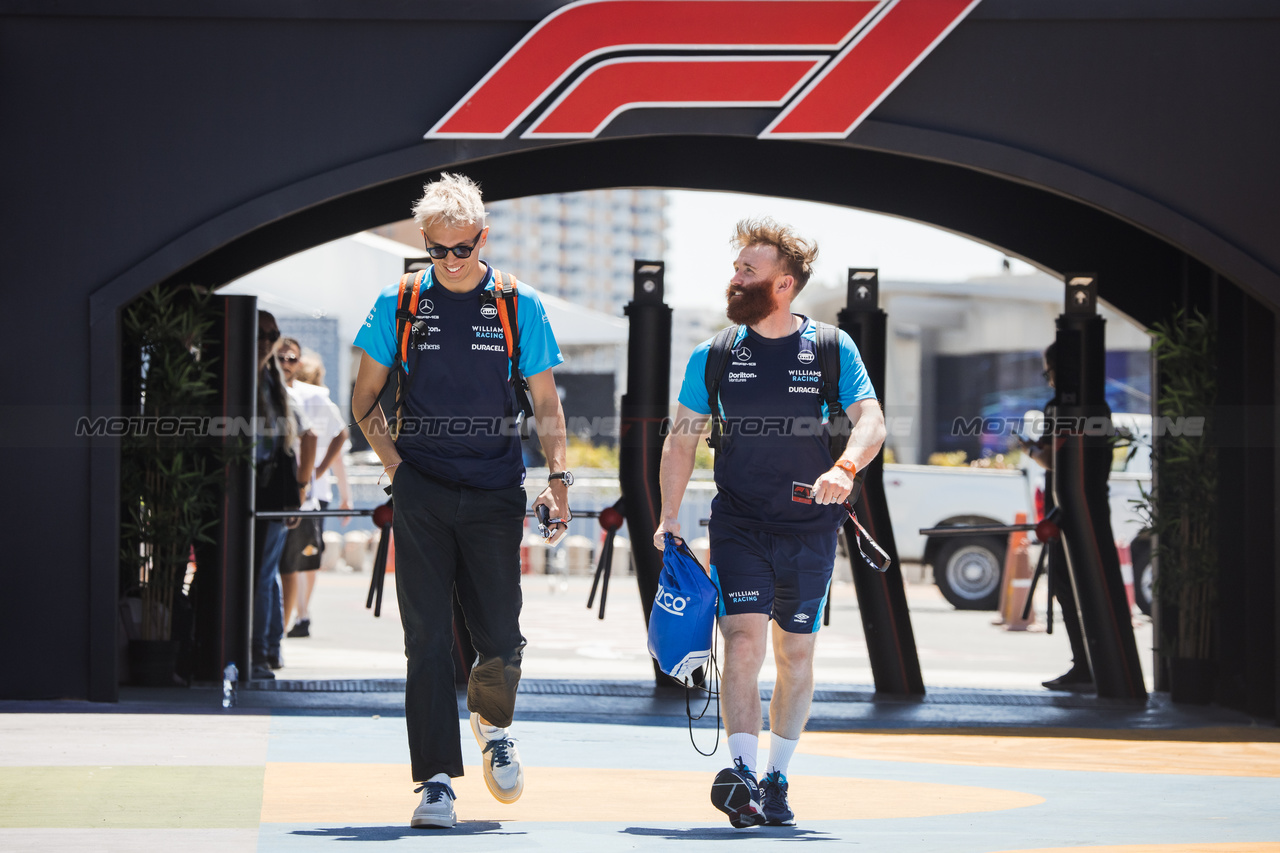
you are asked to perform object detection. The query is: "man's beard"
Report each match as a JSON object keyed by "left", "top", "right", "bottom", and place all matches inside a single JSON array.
[{"left": 725, "top": 278, "right": 777, "bottom": 326}]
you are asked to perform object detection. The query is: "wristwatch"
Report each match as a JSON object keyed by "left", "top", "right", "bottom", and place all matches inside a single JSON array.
[
  {"left": 548, "top": 471, "right": 574, "bottom": 486},
  {"left": 835, "top": 459, "right": 858, "bottom": 478}
]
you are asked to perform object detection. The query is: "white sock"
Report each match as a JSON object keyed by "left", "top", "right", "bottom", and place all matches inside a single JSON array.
[
  {"left": 727, "top": 732, "right": 759, "bottom": 775},
  {"left": 767, "top": 733, "right": 799, "bottom": 778},
  {"left": 427, "top": 772, "right": 451, "bottom": 787},
  {"left": 477, "top": 718, "right": 506, "bottom": 740}
]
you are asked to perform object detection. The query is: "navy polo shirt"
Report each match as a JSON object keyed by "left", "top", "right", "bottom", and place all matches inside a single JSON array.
[
  {"left": 678, "top": 317, "right": 877, "bottom": 533},
  {"left": 354, "top": 263, "right": 562, "bottom": 489}
]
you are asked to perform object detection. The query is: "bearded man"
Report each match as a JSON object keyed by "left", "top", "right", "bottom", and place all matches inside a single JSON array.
[{"left": 655, "top": 218, "right": 885, "bottom": 828}]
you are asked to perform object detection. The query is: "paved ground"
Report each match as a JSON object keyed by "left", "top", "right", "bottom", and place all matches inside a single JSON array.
[
  {"left": 272, "top": 566, "right": 1153, "bottom": 691},
  {"left": 4, "top": 565, "right": 1275, "bottom": 851}
]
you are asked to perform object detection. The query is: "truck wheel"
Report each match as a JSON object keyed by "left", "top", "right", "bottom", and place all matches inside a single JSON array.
[
  {"left": 1132, "top": 549, "right": 1154, "bottom": 616},
  {"left": 934, "top": 537, "right": 1005, "bottom": 610}
]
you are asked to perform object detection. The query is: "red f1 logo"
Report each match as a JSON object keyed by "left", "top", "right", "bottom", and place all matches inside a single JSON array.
[{"left": 425, "top": 0, "right": 981, "bottom": 140}]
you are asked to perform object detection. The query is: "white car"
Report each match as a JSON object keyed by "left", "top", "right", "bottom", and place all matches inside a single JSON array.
[{"left": 883, "top": 413, "right": 1153, "bottom": 611}]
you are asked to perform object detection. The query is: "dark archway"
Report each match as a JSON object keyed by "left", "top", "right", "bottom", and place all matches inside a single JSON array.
[{"left": 5, "top": 2, "right": 1276, "bottom": 717}]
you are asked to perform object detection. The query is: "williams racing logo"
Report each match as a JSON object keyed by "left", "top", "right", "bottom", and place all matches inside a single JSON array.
[{"left": 424, "top": 0, "right": 981, "bottom": 141}]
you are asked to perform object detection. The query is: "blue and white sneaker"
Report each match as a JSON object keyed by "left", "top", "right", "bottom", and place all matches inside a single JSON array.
[
  {"left": 710, "top": 758, "right": 765, "bottom": 828},
  {"left": 470, "top": 712, "right": 524, "bottom": 803},
  {"left": 759, "top": 770, "right": 795, "bottom": 826},
  {"left": 410, "top": 781, "right": 456, "bottom": 829}
]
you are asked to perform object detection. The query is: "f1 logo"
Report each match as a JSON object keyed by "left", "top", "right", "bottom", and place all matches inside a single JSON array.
[{"left": 425, "top": 0, "right": 981, "bottom": 140}]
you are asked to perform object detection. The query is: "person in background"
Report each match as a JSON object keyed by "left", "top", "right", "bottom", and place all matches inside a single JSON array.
[
  {"left": 253, "top": 312, "right": 316, "bottom": 680},
  {"left": 282, "top": 347, "right": 352, "bottom": 638},
  {"left": 1019, "top": 342, "right": 1094, "bottom": 692}
]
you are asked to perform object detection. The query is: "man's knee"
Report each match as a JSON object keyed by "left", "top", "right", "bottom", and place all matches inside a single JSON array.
[{"left": 774, "top": 633, "right": 817, "bottom": 677}]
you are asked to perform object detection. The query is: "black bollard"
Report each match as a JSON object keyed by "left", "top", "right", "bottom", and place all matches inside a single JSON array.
[
  {"left": 838, "top": 270, "right": 925, "bottom": 696},
  {"left": 618, "top": 261, "right": 675, "bottom": 685},
  {"left": 1051, "top": 274, "right": 1147, "bottom": 701}
]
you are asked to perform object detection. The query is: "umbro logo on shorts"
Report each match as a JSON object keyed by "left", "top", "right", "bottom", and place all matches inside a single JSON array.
[{"left": 792, "top": 613, "right": 810, "bottom": 624}]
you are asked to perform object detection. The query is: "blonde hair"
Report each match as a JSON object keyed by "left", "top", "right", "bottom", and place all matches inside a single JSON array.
[
  {"left": 732, "top": 217, "right": 818, "bottom": 292},
  {"left": 412, "top": 172, "right": 487, "bottom": 230},
  {"left": 295, "top": 351, "right": 325, "bottom": 386}
]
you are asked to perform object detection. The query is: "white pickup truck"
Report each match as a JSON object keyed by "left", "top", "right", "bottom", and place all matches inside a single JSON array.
[{"left": 884, "top": 414, "right": 1152, "bottom": 611}]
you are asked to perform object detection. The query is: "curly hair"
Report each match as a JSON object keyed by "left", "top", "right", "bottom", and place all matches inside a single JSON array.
[{"left": 732, "top": 217, "right": 819, "bottom": 292}]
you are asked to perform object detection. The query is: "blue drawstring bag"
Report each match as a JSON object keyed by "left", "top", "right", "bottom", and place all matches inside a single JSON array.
[{"left": 647, "top": 533, "right": 718, "bottom": 685}]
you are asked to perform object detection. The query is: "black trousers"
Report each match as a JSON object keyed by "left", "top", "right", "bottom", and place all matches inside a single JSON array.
[{"left": 391, "top": 463, "right": 527, "bottom": 781}]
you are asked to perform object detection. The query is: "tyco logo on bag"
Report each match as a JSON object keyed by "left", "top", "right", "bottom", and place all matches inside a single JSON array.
[{"left": 654, "top": 583, "right": 688, "bottom": 616}]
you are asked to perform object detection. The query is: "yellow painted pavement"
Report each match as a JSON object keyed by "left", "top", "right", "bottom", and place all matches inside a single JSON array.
[
  {"left": 0, "top": 766, "right": 265, "bottom": 828},
  {"left": 260, "top": 763, "right": 1043, "bottom": 823},
  {"left": 801, "top": 728, "right": 1280, "bottom": 777}
]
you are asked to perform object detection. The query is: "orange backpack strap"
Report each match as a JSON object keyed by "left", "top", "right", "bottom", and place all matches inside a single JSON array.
[
  {"left": 396, "top": 270, "right": 427, "bottom": 365},
  {"left": 489, "top": 268, "right": 535, "bottom": 435},
  {"left": 491, "top": 268, "right": 519, "bottom": 359},
  {"left": 351, "top": 270, "right": 427, "bottom": 436}
]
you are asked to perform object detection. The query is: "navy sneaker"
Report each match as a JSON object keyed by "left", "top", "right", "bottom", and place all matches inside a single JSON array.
[
  {"left": 710, "top": 758, "right": 765, "bottom": 828},
  {"left": 760, "top": 770, "right": 795, "bottom": 826}
]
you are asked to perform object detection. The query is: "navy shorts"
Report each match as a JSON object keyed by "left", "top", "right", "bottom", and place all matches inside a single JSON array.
[{"left": 708, "top": 521, "right": 837, "bottom": 633}]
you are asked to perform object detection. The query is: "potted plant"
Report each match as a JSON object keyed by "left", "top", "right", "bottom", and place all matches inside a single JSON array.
[
  {"left": 1135, "top": 308, "right": 1217, "bottom": 703},
  {"left": 119, "top": 284, "right": 227, "bottom": 685}
]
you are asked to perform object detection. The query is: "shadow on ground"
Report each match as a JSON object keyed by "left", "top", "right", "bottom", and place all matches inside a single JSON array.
[
  {"left": 291, "top": 821, "right": 523, "bottom": 840},
  {"left": 622, "top": 826, "right": 835, "bottom": 842}
]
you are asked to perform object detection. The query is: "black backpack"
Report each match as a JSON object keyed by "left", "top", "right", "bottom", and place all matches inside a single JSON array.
[{"left": 702, "top": 321, "right": 849, "bottom": 462}]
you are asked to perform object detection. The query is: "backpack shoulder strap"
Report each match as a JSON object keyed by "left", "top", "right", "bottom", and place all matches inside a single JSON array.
[
  {"left": 815, "top": 322, "right": 849, "bottom": 461},
  {"left": 815, "top": 322, "right": 843, "bottom": 418},
  {"left": 491, "top": 268, "right": 521, "bottom": 362},
  {"left": 490, "top": 268, "right": 536, "bottom": 434},
  {"left": 352, "top": 271, "right": 424, "bottom": 434},
  {"left": 703, "top": 325, "right": 740, "bottom": 453}
]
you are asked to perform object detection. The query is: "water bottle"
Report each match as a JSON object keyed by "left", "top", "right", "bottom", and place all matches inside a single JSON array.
[{"left": 222, "top": 663, "right": 238, "bottom": 708}]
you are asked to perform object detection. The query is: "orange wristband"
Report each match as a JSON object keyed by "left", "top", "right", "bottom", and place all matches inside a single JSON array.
[{"left": 836, "top": 459, "right": 858, "bottom": 478}]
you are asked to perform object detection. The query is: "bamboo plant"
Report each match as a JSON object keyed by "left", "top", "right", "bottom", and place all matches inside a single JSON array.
[
  {"left": 120, "top": 284, "right": 226, "bottom": 642},
  {"left": 1134, "top": 308, "right": 1217, "bottom": 660}
]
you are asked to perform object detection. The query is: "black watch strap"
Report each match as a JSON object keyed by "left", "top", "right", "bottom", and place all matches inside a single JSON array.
[{"left": 548, "top": 470, "right": 574, "bottom": 486}]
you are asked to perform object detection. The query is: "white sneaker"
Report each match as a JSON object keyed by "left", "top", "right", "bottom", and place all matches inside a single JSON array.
[
  {"left": 410, "top": 781, "right": 456, "bottom": 828},
  {"left": 470, "top": 711, "right": 524, "bottom": 803}
]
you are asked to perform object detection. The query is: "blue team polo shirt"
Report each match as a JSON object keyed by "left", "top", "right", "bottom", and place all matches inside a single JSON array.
[
  {"left": 678, "top": 317, "right": 877, "bottom": 534},
  {"left": 354, "top": 263, "right": 563, "bottom": 489}
]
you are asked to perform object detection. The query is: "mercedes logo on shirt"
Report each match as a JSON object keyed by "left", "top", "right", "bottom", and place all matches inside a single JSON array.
[
  {"left": 418, "top": 299, "right": 434, "bottom": 316},
  {"left": 734, "top": 347, "right": 752, "bottom": 361}
]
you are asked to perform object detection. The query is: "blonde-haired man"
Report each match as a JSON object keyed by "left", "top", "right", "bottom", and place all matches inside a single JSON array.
[
  {"left": 656, "top": 218, "right": 885, "bottom": 828},
  {"left": 352, "top": 172, "right": 571, "bottom": 829}
]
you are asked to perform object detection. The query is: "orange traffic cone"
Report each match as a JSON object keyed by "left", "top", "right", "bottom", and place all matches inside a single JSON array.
[{"left": 1001, "top": 513, "right": 1035, "bottom": 631}]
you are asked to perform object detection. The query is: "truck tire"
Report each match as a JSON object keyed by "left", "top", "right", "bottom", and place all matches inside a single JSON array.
[
  {"left": 933, "top": 537, "right": 1005, "bottom": 610},
  {"left": 1131, "top": 539, "right": 1154, "bottom": 616}
]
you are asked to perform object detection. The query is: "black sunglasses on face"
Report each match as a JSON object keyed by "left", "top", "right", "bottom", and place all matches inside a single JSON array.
[
  {"left": 423, "top": 227, "right": 483, "bottom": 260},
  {"left": 259, "top": 328, "right": 280, "bottom": 343}
]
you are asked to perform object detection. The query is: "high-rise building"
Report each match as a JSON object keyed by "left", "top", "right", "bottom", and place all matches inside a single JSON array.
[{"left": 372, "top": 189, "right": 667, "bottom": 317}]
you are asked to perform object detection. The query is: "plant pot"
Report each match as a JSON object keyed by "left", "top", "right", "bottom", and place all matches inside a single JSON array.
[
  {"left": 127, "top": 639, "right": 179, "bottom": 687},
  {"left": 1170, "top": 656, "right": 1215, "bottom": 705}
]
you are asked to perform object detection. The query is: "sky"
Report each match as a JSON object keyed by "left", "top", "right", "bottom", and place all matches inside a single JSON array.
[{"left": 662, "top": 190, "right": 1038, "bottom": 309}]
